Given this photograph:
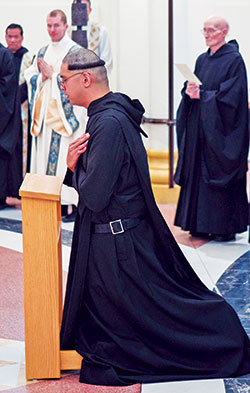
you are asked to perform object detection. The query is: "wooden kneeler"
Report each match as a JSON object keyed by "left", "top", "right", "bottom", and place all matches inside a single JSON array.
[{"left": 19, "top": 173, "right": 82, "bottom": 380}]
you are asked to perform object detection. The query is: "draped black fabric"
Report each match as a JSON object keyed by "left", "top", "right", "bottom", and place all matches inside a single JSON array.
[
  {"left": 174, "top": 40, "right": 249, "bottom": 234},
  {"left": 0, "top": 44, "right": 21, "bottom": 199},
  {"left": 7, "top": 47, "right": 30, "bottom": 197},
  {"left": 12, "top": 47, "right": 29, "bottom": 104},
  {"left": 60, "top": 92, "right": 250, "bottom": 386}
]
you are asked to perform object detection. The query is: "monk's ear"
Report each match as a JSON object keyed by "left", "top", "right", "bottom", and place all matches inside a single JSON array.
[
  {"left": 222, "top": 27, "right": 228, "bottom": 36},
  {"left": 81, "top": 72, "right": 92, "bottom": 88}
]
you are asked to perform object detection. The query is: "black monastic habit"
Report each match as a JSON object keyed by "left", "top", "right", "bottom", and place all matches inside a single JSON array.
[
  {"left": 60, "top": 92, "right": 250, "bottom": 386},
  {"left": 174, "top": 40, "right": 249, "bottom": 235},
  {"left": 0, "top": 44, "right": 20, "bottom": 201},
  {"left": 8, "top": 46, "right": 30, "bottom": 196}
]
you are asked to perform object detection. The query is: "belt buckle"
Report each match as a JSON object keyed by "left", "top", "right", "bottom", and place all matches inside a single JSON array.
[{"left": 110, "top": 219, "right": 124, "bottom": 235}]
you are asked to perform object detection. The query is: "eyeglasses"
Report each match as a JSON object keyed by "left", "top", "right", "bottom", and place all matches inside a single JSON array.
[
  {"left": 201, "top": 28, "right": 221, "bottom": 36},
  {"left": 59, "top": 72, "right": 83, "bottom": 88}
]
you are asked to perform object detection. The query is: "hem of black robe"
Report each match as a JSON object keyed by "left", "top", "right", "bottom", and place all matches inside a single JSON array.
[
  {"left": 77, "top": 346, "right": 250, "bottom": 387},
  {"left": 78, "top": 366, "right": 250, "bottom": 386},
  {"left": 174, "top": 220, "right": 248, "bottom": 236}
]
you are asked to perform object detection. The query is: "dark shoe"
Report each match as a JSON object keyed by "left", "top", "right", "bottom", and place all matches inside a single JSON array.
[
  {"left": 214, "top": 234, "right": 235, "bottom": 242},
  {"left": 0, "top": 198, "right": 6, "bottom": 210},
  {"left": 0, "top": 198, "right": 15, "bottom": 210},
  {"left": 190, "top": 231, "right": 211, "bottom": 239},
  {"left": 62, "top": 211, "right": 76, "bottom": 223},
  {"left": 61, "top": 205, "right": 68, "bottom": 217}
]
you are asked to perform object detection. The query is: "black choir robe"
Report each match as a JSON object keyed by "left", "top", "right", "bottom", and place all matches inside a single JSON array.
[
  {"left": 174, "top": 40, "right": 249, "bottom": 235},
  {"left": 0, "top": 44, "right": 20, "bottom": 200},
  {"left": 60, "top": 91, "right": 250, "bottom": 386},
  {"left": 8, "top": 46, "right": 30, "bottom": 197}
]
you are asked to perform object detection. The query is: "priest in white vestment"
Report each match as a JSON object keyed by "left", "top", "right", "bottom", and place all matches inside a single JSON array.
[{"left": 24, "top": 9, "right": 87, "bottom": 204}]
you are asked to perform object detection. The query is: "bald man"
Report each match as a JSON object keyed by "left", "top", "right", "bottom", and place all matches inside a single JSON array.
[{"left": 175, "top": 16, "right": 249, "bottom": 242}]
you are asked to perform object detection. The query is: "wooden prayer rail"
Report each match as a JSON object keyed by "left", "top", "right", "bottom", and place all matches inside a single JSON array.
[{"left": 20, "top": 173, "right": 82, "bottom": 379}]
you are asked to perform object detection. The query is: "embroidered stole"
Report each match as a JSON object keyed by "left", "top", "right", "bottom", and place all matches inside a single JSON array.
[
  {"left": 88, "top": 22, "right": 101, "bottom": 54},
  {"left": 20, "top": 52, "right": 33, "bottom": 175}
]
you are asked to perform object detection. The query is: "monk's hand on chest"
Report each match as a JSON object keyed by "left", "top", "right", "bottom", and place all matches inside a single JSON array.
[{"left": 67, "top": 133, "right": 90, "bottom": 172}]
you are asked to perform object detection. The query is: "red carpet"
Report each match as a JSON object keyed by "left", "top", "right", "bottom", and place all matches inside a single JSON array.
[
  {"left": 1, "top": 374, "right": 141, "bottom": 393},
  {"left": 0, "top": 246, "right": 24, "bottom": 341}
]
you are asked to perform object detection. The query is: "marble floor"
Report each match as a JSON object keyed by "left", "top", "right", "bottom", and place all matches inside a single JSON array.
[{"left": 0, "top": 198, "right": 250, "bottom": 393}]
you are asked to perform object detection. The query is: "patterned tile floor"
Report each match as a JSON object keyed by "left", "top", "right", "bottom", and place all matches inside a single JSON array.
[{"left": 0, "top": 198, "right": 250, "bottom": 393}]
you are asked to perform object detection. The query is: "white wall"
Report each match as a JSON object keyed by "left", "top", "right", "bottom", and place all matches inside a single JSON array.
[
  {"left": 113, "top": 0, "right": 170, "bottom": 150},
  {"left": 0, "top": 0, "right": 249, "bottom": 151}
]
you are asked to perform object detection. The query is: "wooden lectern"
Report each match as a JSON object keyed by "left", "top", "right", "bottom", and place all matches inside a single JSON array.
[{"left": 20, "top": 173, "right": 82, "bottom": 380}]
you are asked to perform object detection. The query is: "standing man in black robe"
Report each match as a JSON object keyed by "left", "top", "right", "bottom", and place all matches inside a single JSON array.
[
  {"left": 174, "top": 16, "right": 249, "bottom": 242},
  {"left": 59, "top": 47, "right": 250, "bottom": 387},
  {"left": 5, "top": 24, "right": 33, "bottom": 200},
  {"left": 0, "top": 44, "right": 19, "bottom": 209}
]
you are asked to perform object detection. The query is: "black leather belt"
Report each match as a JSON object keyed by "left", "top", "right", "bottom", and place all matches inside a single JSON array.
[{"left": 93, "top": 218, "right": 142, "bottom": 235}]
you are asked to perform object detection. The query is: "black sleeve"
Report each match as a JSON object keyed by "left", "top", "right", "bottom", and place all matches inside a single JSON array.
[
  {"left": 199, "top": 57, "right": 249, "bottom": 186},
  {"left": 19, "top": 82, "right": 28, "bottom": 104},
  {"left": 63, "top": 168, "right": 74, "bottom": 187},
  {"left": 0, "top": 49, "right": 17, "bottom": 136}
]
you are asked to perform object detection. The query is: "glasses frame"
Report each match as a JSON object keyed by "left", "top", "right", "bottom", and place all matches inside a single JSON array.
[
  {"left": 200, "top": 28, "right": 222, "bottom": 36},
  {"left": 59, "top": 72, "right": 83, "bottom": 88}
]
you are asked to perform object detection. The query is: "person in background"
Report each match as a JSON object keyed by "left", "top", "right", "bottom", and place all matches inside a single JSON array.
[
  {"left": 174, "top": 16, "right": 249, "bottom": 242},
  {"left": 6, "top": 23, "right": 33, "bottom": 178},
  {"left": 72, "top": 0, "right": 113, "bottom": 74},
  {"left": 59, "top": 46, "right": 250, "bottom": 387},
  {"left": 0, "top": 44, "right": 19, "bottom": 209},
  {"left": 24, "top": 9, "right": 87, "bottom": 213}
]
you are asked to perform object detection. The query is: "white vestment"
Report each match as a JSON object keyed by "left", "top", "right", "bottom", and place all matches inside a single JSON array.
[{"left": 24, "top": 34, "right": 87, "bottom": 204}]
